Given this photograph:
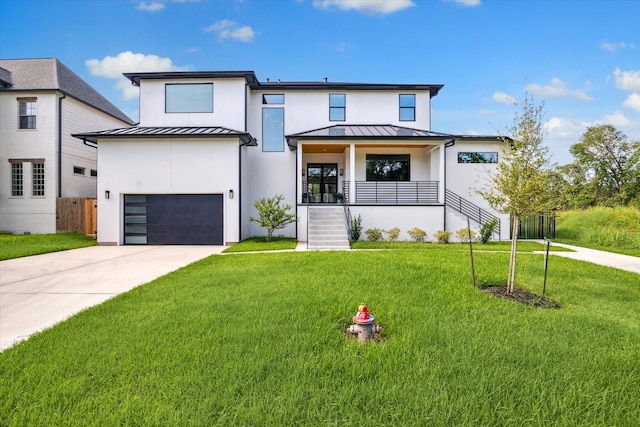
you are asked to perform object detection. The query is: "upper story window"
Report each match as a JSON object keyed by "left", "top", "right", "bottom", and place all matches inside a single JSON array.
[
  {"left": 329, "top": 94, "right": 346, "bottom": 121},
  {"left": 366, "top": 154, "right": 410, "bottom": 181},
  {"left": 18, "top": 98, "right": 37, "bottom": 129},
  {"left": 262, "top": 108, "right": 284, "bottom": 152},
  {"left": 11, "top": 162, "right": 23, "bottom": 196},
  {"left": 457, "top": 152, "right": 498, "bottom": 163},
  {"left": 90, "top": 169, "right": 98, "bottom": 177},
  {"left": 399, "top": 94, "right": 415, "bottom": 121},
  {"left": 165, "top": 83, "right": 213, "bottom": 113},
  {"left": 263, "top": 94, "right": 284, "bottom": 104}
]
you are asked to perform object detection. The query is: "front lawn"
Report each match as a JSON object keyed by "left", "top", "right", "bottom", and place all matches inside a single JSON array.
[
  {"left": 222, "top": 236, "right": 297, "bottom": 253},
  {"left": 0, "top": 233, "right": 96, "bottom": 260},
  {"left": 1, "top": 248, "right": 639, "bottom": 425}
]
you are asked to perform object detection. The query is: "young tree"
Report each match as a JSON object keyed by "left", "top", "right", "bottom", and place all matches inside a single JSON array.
[
  {"left": 478, "top": 93, "right": 553, "bottom": 294},
  {"left": 249, "top": 195, "right": 298, "bottom": 242}
]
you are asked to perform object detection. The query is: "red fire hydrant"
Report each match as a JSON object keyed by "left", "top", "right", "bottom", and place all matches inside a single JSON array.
[{"left": 346, "top": 303, "right": 381, "bottom": 343}]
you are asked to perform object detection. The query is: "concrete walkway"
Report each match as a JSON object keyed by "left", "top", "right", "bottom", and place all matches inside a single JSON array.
[
  {"left": 0, "top": 245, "right": 224, "bottom": 351},
  {"left": 536, "top": 241, "right": 640, "bottom": 275}
]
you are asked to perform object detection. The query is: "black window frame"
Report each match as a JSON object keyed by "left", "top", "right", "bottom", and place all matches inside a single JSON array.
[
  {"left": 262, "top": 107, "right": 285, "bottom": 152},
  {"left": 366, "top": 154, "right": 411, "bottom": 181},
  {"left": 165, "top": 83, "right": 213, "bottom": 113},
  {"left": 399, "top": 94, "right": 415, "bottom": 122},
  {"left": 457, "top": 152, "right": 498, "bottom": 164},
  {"left": 329, "top": 93, "right": 346, "bottom": 121},
  {"left": 262, "top": 94, "right": 284, "bottom": 104},
  {"left": 73, "top": 166, "right": 86, "bottom": 175}
]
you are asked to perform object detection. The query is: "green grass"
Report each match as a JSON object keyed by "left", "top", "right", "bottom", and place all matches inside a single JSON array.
[
  {"left": 555, "top": 206, "right": 640, "bottom": 256},
  {"left": 2, "top": 247, "right": 639, "bottom": 425},
  {"left": 0, "top": 233, "right": 97, "bottom": 260},
  {"left": 222, "top": 236, "right": 298, "bottom": 253}
]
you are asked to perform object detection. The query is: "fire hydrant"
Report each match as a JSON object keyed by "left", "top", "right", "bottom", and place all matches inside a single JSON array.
[{"left": 346, "top": 303, "right": 381, "bottom": 343}]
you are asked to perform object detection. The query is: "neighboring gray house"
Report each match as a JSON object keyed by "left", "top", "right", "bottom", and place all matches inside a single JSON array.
[{"left": 0, "top": 58, "right": 133, "bottom": 234}]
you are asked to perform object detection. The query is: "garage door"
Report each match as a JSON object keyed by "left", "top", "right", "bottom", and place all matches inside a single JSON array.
[{"left": 124, "top": 194, "right": 223, "bottom": 245}]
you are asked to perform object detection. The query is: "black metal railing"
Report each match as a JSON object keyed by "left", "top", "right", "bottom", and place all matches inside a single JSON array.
[
  {"left": 342, "top": 181, "right": 352, "bottom": 241},
  {"left": 355, "top": 181, "right": 438, "bottom": 204},
  {"left": 445, "top": 189, "right": 501, "bottom": 236}
]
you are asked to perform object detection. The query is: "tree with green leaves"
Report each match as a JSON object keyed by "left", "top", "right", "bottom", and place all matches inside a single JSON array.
[
  {"left": 249, "top": 195, "right": 298, "bottom": 242},
  {"left": 566, "top": 125, "right": 640, "bottom": 207},
  {"left": 478, "top": 93, "right": 553, "bottom": 294}
]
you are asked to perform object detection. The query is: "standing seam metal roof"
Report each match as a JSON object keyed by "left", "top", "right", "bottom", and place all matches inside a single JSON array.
[{"left": 72, "top": 126, "right": 258, "bottom": 145}]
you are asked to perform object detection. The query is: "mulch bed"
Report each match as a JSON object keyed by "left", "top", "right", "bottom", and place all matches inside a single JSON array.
[{"left": 482, "top": 286, "right": 561, "bottom": 309}]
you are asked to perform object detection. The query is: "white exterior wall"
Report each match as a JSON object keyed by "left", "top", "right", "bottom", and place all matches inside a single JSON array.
[
  {"left": 139, "top": 78, "right": 247, "bottom": 129},
  {"left": 97, "top": 138, "right": 240, "bottom": 245},
  {"left": 0, "top": 92, "right": 58, "bottom": 233}
]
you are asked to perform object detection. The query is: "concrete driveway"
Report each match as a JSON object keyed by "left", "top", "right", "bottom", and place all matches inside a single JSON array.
[{"left": 0, "top": 245, "right": 224, "bottom": 351}]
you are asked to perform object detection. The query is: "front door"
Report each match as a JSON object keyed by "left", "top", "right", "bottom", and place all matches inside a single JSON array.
[{"left": 307, "top": 163, "right": 338, "bottom": 203}]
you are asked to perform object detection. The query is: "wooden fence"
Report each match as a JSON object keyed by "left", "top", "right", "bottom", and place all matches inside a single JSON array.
[
  {"left": 56, "top": 198, "right": 97, "bottom": 235},
  {"left": 511, "top": 215, "right": 556, "bottom": 239}
]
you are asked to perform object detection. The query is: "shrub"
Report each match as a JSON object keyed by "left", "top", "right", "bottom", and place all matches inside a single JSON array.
[
  {"left": 385, "top": 227, "right": 401, "bottom": 242},
  {"left": 456, "top": 228, "right": 477, "bottom": 243},
  {"left": 434, "top": 230, "right": 452, "bottom": 244},
  {"left": 365, "top": 228, "right": 384, "bottom": 242},
  {"left": 479, "top": 218, "right": 499, "bottom": 244},
  {"left": 407, "top": 227, "right": 427, "bottom": 242},
  {"left": 249, "top": 195, "right": 298, "bottom": 242},
  {"left": 350, "top": 214, "right": 362, "bottom": 241}
]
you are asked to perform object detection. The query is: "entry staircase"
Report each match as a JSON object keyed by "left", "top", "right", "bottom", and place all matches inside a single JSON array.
[
  {"left": 445, "top": 189, "right": 501, "bottom": 238},
  {"left": 307, "top": 206, "right": 350, "bottom": 250}
]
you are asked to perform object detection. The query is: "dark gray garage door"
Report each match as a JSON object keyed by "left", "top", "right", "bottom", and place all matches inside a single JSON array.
[{"left": 124, "top": 194, "right": 223, "bottom": 245}]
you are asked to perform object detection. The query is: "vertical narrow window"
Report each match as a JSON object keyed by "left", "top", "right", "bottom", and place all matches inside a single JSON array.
[
  {"left": 329, "top": 94, "right": 346, "bottom": 121},
  {"left": 18, "top": 98, "right": 37, "bottom": 129},
  {"left": 262, "top": 108, "right": 285, "bottom": 152},
  {"left": 32, "top": 162, "right": 45, "bottom": 196},
  {"left": 11, "top": 163, "right": 23, "bottom": 196},
  {"left": 399, "top": 94, "right": 415, "bottom": 121}
]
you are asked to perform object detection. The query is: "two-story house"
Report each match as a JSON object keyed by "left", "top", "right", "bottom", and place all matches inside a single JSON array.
[
  {"left": 73, "top": 71, "right": 509, "bottom": 246},
  {"left": 0, "top": 58, "right": 133, "bottom": 234}
]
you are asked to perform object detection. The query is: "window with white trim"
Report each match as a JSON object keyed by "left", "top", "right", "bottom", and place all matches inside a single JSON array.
[
  {"left": 11, "top": 163, "right": 23, "bottom": 196},
  {"left": 18, "top": 98, "right": 37, "bottom": 129},
  {"left": 32, "top": 162, "right": 45, "bottom": 196}
]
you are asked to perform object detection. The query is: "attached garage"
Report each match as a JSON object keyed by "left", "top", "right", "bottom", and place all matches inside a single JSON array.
[{"left": 124, "top": 194, "right": 223, "bottom": 245}]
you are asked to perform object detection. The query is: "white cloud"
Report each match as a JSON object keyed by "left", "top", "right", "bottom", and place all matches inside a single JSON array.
[
  {"left": 444, "top": 0, "right": 481, "bottom": 6},
  {"left": 86, "top": 51, "right": 187, "bottom": 100},
  {"left": 603, "top": 110, "right": 634, "bottom": 127},
  {"left": 313, "top": 0, "right": 415, "bottom": 14},
  {"left": 204, "top": 20, "right": 255, "bottom": 42},
  {"left": 623, "top": 92, "right": 640, "bottom": 113},
  {"left": 492, "top": 91, "right": 516, "bottom": 104},
  {"left": 137, "top": 1, "right": 165, "bottom": 11},
  {"left": 600, "top": 41, "right": 636, "bottom": 51},
  {"left": 478, "top": 109, "right": 495, "bottom": 116},
  {"left": 612, "top": 68, "right": 640, "bottom": 91},
  {"left": 525, "top": 77, "right": 591, "bottom": 101}
]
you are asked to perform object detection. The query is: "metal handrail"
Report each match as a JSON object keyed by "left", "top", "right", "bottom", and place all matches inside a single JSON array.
[
  {"left": 342, "top": 181, "right": 352, "bottom": 241},
  {"left": 445, "top": 189, "right": 501, "bottom": 237}
]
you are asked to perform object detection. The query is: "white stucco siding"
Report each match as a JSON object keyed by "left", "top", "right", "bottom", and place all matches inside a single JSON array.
[
  {"left": 0, "top": 92, "right": 58, "bottom": 233},
  {"left": 97, "top": 138, "right": 240, "bottom": 245},
  {"left": 138, "top": 78, "right": 247, "bottom": 129},
  {"left": 349, "top": 205, "right": 445, "bottom": 243}
]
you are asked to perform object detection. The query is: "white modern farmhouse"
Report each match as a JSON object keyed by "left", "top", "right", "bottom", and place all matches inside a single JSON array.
[
  {"left": 0, "top": 58, "right": 133, "bottom": 234},
  {"left": 73, "top": 70, "right": 509, "bottom": 247}
]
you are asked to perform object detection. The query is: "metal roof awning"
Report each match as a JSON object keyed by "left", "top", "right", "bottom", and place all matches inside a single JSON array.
[
  {"left": 72, "top": 126, "right": 258, "bottom": 146},
  {"left": 285, "top": 124, "right": 462, "bottom": 150}
]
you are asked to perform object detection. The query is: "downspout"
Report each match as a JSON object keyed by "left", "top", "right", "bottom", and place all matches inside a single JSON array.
[
  {"left": 443, "top": 138, "right": 456, "bottom": 232},
  {"left": 57, "top": 92, "right": 66, "bottom": 198}
]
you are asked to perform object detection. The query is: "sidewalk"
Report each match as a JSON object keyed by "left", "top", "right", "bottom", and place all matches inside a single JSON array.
[
  {"left": 536, "top": 241, "right": 640, "bottom": 275},
  {"left": 0, "top": 245, "right": 224, "bottom": 351}
]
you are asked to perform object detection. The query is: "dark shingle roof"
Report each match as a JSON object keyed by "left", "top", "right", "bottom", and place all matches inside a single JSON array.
[
  {"left": 0, "top": 58, "right": 133, "bottom": 124},
  {"left": 72, "top": 126, "right": 257, "bottom": 145}
]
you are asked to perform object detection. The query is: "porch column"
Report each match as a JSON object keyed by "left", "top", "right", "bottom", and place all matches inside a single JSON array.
[
  {"left": 439, "top": 143, "right": 445, "bottom": 204},
  {"left": 349, "top": 143, "right": 356, "bottom": 204},
  {"left": 298, "top": 143, "right": 304, "bottom": 204}
]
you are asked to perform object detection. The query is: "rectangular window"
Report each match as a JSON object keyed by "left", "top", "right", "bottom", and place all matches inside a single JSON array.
[
  {"left": 90, "top": 169, "right": 98, "bottom": 177},
  {"left": 262, "top": 94, "right": 284, "bottom": 104},
  {"left": 11, "top": 163, "right": 23, "bottom": 196},
  {"left": 399, "top": 94, "right": 415, "bottom": 121},
  {"left": 18, "top": 99, "right": 37, "bottom": 129},
  {"left": 366, "top": 154, "right": 410, "bottom": 181},
  {"left": 73, "top": 166, "right": 86, "bottom": 175},
  {"left": 329, "top": 94, "right": 346, "bottom": 121},
  {"left": 165, "top": 83, "right": 213, "bottom": 113},
  {"left": 262, "top": 108, "right": 284, "bottom": 152},
  {"left": 457, "top": 152, "right": 498, "bottom": 163},
  {"left": 32, "top": 162, "right": 45, "bottom": 196}
]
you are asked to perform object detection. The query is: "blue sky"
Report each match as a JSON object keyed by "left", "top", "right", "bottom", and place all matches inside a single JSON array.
[{"left": 1, "top": 0, "right": 638, "bottom": 164}]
